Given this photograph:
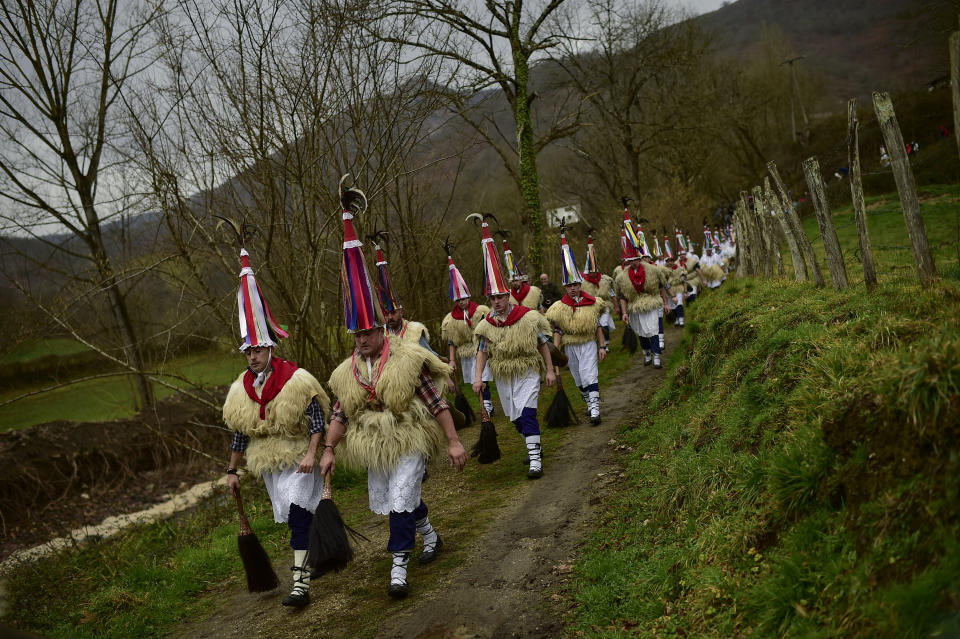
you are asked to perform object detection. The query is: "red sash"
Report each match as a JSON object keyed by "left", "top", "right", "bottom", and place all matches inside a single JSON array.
[
  {"left": 560, "top": 293, "right": 596, "bottom": 308},
  {"left": 628, "top": 264, "right": 647, "bottom": 295},
  {"left": 486, "top": 304, "right": 531, "bottom": 327},
  {"left": 451, "top": 301, "right": 478, "bottom": 326},
  {"left": 243, "top": 358, "right": 299, "bottom": 420},
  {"left": 510, "top": 282, "right": 531, "bottom": 304}
]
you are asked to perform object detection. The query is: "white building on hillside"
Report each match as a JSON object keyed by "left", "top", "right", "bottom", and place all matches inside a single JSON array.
[{"left": 545, "top": 203, "right": 580, "bottom": 227}]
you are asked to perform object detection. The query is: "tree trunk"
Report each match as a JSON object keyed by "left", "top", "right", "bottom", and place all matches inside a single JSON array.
[
  {"left": 513, "top": 53, "right": 545, "bottom": 274},
  {"left": 765, "top": 177, "right": 806, "bottom": 281},
  {"left": 847, "top": 99, "right": 877, "bottom": 291},
  {"left": 740, "top": 190, "right": 764, "bottom": 277},
  {"left": 951, "top": 32, "right": 960, "bottom": 163},
  {"left": 802, "top": 157, "right": 848, "bottom": 290},
  {"left": 872, "top": 91, "right": 938, "bottom": 286},
  {"left": 768, "top": 161, "right": 825, "bottom": 287}
]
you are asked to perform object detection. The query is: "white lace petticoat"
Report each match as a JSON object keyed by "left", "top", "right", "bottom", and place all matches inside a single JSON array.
[{"left": 367, "top": 453, "right": 426, "bottom": 515}]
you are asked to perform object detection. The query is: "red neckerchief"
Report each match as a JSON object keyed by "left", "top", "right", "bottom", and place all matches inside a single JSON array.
[
  {"left": 451, "top": 301, "right": 478, "bottom": 326},
  {"left": 510, "top": 282, "right": 531, "bottom": 304},
  {"left": 486, "top": 304, "right": 531, "bottom": 327},
  {"left": 560, "top": 292, "right": 596, "bottom": 308},
  {"left": 243, "top": 358, "right": 299, "bottom": 420},
  {"left": 628, "top": 263, "right": 647, "bottom": 295},
  {"left": 351, "top": 338, "right": 391, "bottom": 408},
  {"left": 670, "top": 263, "right": 679, "bottom": 270},
  {"left": 582, "top": 271, "right": 602, "bottom": 286},
  {"left": 679, "top": 257, "right": 688, "bottom": 268}
]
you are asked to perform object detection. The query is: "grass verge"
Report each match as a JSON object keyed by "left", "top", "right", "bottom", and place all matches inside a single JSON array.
[
  {"left": 567, "top": 189, "right": 960, "bottom": 637},
  {"left": 1, "top": 330, "right": 635, "bottom": 638}
]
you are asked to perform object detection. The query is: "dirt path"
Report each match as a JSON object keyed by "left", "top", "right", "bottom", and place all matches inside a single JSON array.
[
  {"left": 375, "top": 343, "right": 667, "bottom": 639},
  {"left": 171, "top": 329, "right": 676, "bottom": 639}
]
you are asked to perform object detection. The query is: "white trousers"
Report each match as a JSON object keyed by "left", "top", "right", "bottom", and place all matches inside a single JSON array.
[
  {"left": 367, "top": 453, "right": 426, "bottom": 515},
  {"left": 599, "top": 308, "right": 615, "bottom": 329},
  {"left": 460, "top": 353, "right": 492, "bottom": 384},
  {"left": 495, "top": 368, "right": 541, "bottom": 421},
  {"left": 262, "top": 466, "right": 325, "bottom": 523},
  {"left": 565, "top": 341, "right": 599, "bottom": 388},
  {"left": 628, "top": 309, "right": 660, "bottom": 339}
]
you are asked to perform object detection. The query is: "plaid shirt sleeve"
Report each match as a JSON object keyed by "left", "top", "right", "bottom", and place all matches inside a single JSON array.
[
  {"left": 229, "top": 430, "right": 249, "bottom": 453},
  {"left": 330, "top": 399, "right": 348, "bottom": 427},
  {"left": 305, "top": 397, "right": 326, "bottom": 436},
  {"left": 415, "top": 364, "right": 450, "bottom": 417}
]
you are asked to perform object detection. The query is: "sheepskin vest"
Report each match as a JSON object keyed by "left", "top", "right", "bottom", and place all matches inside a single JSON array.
[
  {"left": 389, "top": 319, "right": 430, "bottom": 347},
  {"left": 512, "top": 285, "right": 543, "bottom": 310},
  {"left": 615, "top": 263, "right": 666, "bottom": 315},
  {"left": 474, "top": 307, "right": 549, "bottom": 380},
  {"left": 545, "top": 297, "right": 602, "bottom": 346},
  {"left": 327, "top": 336, "right": 451, "bottom": 473},
  {"left": 441, "top": 304, "right": 489, "bottom": 351},
  {"left": 580, "top": 274, "right": 614, "bottom": 313},
  {"left": 222, "top": 367, "right": 329, "bottom": 475},
  {"left": 702, "top": 263, "right": 725, "bottom": 282},
  {"left": 668, "top": 265, "right": 687, "bottom": 293}
]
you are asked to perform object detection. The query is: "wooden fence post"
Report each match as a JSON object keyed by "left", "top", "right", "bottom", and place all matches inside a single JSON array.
[
  {"left": 752, "top": 186, "right": 775, "bottom": 278},
  {"left": 733, "top": 201, "right": 753, "bottom": 276},
  {"left": 768, "top": 161, "right": 825, "bottom": 287},
  {"left": 802, "top": 157, "right": 849, "bottom": 290},
  {"left": 872, "top": 91, "right": 938, "bottom": 286},
  {"left": 765, "top": 177, "right": 807, "bottom": 281},
  {"left": 740, "top": 190, "right": 764, "bottom": 276},
  {"left": 847, "top": 99, "right": 878, "bottom": 291}
]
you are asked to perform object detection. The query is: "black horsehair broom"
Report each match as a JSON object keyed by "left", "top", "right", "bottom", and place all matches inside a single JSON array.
[
  {"left": 622, "top": 323, "right": 638, "bottom": 354},
  {"left": 307, "top": 473, "right": 369, "bottom": 578},
  {"left": 471, "top": 393, "right": 501, "bottom": 463},
  {"left": 233, "top": 485, "right": 279, "bottom": 592},
  {"left": 546, "top": 369, "right": 579, "bottom": 428}
]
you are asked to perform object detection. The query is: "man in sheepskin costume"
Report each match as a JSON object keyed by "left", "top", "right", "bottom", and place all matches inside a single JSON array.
[
  {"left": 319, "top": 179, "right": 466, "bottom": 599},
  {"left": 373, "top": 240, "right": 434, "bottom": 353},
  {"left": 616, "top": 226, "right": 672, "bottom": 369},
  {"left": 545, "top": 230, "right": 607, "bottom": 425},
  {"left": 440, "top": 249, "right": 495, "bottom": 414},
  {"left": 503, "top": 238, "right": 544, "bottom": 312},
  {"left": 222, "top": 248, "right": 330, "bottom": 609},
  {"left": 469, "top": 215, "right": 556, "bottom": 479},
  {"left": 580, "top": 233, "right": 616, "bottom": 343}
]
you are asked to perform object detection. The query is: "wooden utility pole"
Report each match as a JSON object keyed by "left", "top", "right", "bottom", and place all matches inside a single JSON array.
[
  {"left": 802, "top": 157, "right": 849, "bottom": 290},
  {"left": 872, "top": 91, "right": 938, "bottom": 286},
  {"left": 767, "top": 161, "right": 825, "bottom": 287},
  {"left": 951, "top": 32, "right": 960, "bottom": 162},
  {"left": 765, "top": 177, "right": 806, "bottom": 281},
  {"left": 847, "top": 99, "right": 877, "bottom": 291},
  {"left": 781, "top": 56, "right": 809, "bottom": 144}
]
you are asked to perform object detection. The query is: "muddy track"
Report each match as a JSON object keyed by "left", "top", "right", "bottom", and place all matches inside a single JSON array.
[{"left": 172, "top": 329, "right": 677, "bottom": 639}]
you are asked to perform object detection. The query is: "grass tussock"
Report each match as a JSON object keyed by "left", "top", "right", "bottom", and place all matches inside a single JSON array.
[{"left": 571, "top": 266, "right": 960, "bottom": 637}]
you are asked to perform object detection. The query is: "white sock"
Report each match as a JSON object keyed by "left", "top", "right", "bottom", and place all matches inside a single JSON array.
[
  {"left": 416, "top": 516, "right": 438, "bottom": 550},
  {"left": 483, "top": 399, "right": 494, "bottom": 414},
  {"left": 391, "top": 551, "right": 410, "bottom": 586},
  {"left": 525, "top": 435, "right": 542, "bottom": 472},
  {"left": 588, "top": 391, "right": 600, "bottom": 418},
  {"left": 654, "top": 353, "right": 661, "bottom": 366},
  {"left": 292, "top": 549, "right": 310, "bottom": 594}
]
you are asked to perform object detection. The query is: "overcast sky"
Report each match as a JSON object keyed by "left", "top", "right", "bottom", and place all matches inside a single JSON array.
[{"left": 679, "top": 0, "right": 728, "bottom": 15}]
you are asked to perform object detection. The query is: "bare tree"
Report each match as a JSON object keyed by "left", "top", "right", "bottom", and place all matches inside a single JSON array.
[
  {"left": 0, "top": 0, "right": 164, "bottom": 409},
  {"left": 372, "top": 0, "right": 580, "bottom": 273}
]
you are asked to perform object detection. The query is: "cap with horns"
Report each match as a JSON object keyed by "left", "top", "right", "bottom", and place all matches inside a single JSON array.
[
  {"left": 235, "top": 248, "right": 289, "bottom": 351},
  {"left": 583, "top": 233, "right": 599, "bottom": 274},
  {"left": 620, "top": 228, "right": 640, "bottom": 261},
  {"left": 372, "top": 233, "right": 402, "bottom": 312},
  {"left": 339, "top": 174, "right": 382, "bottom": 332},
  {"left": 558, "top": 222, "right": 582, "bottom": 285},
  {"left": 501, "top": 235, "right": 524, "bottom": 282},
  {"left": 445, "top": 237, "right": 471, "bottom": 300},
  {"left": 467, "top": 213, "right": 509, "bottom": 296}
]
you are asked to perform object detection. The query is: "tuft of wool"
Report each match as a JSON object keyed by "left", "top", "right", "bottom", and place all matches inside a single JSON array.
[
  {"left": 223, "top": 368, "right": 330, "bottom": 475},
  {"left": 441, "top": 304, "right": 489, "bottom": 350},
  {"left": 474, "top": 311, "right": 546, "bottom": 380},
  {"left": 614, "top": 264, "right": 667, "bottom": 315},
  {"left": 398, "top": 320, "right": 429, "bottom": 346},
  {"left": 702, "top": 264, "right": 724, "bottom": 282},
  {"left": 581, "top": 275, "right": 615, "bottom": 313},
  {"left": 545, "top": 300, "right": 602, "bottom": 346},
  {"left": 517, "top": 285, "right": 543, "bottom": 310}
]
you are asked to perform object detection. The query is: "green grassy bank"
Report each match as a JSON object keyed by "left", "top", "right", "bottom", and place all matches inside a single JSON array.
[{"left": 570, "top": 209, "right": 960, "bottom": 634}]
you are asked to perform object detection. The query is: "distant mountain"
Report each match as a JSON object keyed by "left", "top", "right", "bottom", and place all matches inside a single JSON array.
[{"left": 697, "top": 0, "right": 952, "bottom": 105}]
